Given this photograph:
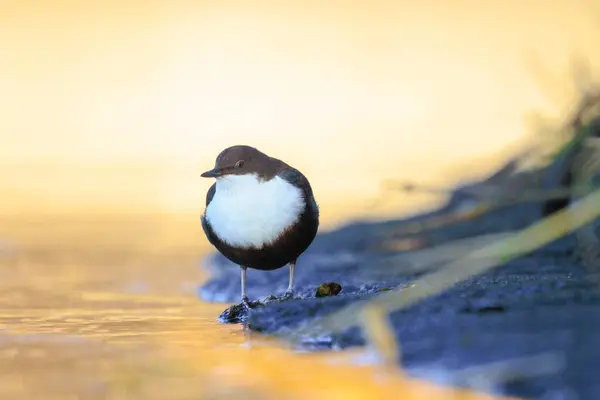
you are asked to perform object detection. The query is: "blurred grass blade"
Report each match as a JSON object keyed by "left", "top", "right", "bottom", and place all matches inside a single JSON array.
[{"left": 358, "top": 304, "right": 400, "bottom": 367}]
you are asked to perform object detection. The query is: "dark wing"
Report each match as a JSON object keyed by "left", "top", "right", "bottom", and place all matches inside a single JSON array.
[
  {"left": 278, "top": 167, "right": 312, "bottom": 195},
  {"left": 201, "top": 215, "right": 217, "bottom": 245},
  {"left": 205, "top": 182, "right": 216, "bottom": 206},
  {"left": 201, "top": 183, "right": 218, "bottom": 244},
  {"left": 278, "top": 167, "right": 319, "bottom": 218}
]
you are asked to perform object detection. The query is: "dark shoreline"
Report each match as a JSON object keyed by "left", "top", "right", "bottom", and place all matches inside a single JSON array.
[{"left": 198, "top": 146, "right": 600, "bottom": 399}]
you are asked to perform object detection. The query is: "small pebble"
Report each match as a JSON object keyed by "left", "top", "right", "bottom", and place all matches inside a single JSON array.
[{"left": 315, "top": 282, "right": 342, "bottom": 298}]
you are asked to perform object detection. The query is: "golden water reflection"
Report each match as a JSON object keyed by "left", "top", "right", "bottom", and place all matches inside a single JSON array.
[{"left": 0, "top": 214, "right": 507, "bottom": 399}]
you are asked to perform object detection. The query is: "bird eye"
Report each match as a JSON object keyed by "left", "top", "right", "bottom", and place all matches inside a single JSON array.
[{"left": 235, "top": 160, "right": 244, "bottom": 168}]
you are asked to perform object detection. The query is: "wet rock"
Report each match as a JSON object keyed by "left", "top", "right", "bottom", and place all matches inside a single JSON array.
[
  {"left": 315, "top": 282, "right": 342, "bottom": 298},
  {"left": 217, "top": 300, "right": 265, "bottom": 324},
  {"left": 218, "top": 295, "right": 298, "bottom": 323}
]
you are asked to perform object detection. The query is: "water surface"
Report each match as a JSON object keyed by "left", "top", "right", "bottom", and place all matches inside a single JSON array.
[{"left": 0, "top": 214, "right": 504, "bottom": 399}]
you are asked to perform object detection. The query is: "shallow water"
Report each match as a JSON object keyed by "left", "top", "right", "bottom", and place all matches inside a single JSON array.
[{"left": 0, "top": 214, "right": 505, "bottom": 399}]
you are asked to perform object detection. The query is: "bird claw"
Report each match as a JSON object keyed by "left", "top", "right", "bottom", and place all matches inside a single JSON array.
[
  {"left": 282, "top": 290, "right": 294, "bottom": 300},
  {"left": 241, "top": 296, "right": 252, "bottom": 311}
]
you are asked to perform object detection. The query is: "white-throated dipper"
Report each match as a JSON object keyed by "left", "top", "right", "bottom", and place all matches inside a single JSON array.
[{"left": 200, "top": 145, "right": 319, "bottom": 309}]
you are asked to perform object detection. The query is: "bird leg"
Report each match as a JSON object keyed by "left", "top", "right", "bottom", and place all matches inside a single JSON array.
[
  {"left": 282, "top": 261, "right": 295, "bottom": 300},
  {"left": 240, "top": 266, "right": 252, "bottom": 310}
]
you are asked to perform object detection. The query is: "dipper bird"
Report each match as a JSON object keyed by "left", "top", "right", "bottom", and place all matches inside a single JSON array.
[{"left": 200, "top": 145, "right": 319, "bottom": 309}]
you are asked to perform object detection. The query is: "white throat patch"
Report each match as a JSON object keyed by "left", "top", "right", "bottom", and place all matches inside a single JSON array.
[{"left": 205, "top": 174, "right": 305, "bottom": 249}]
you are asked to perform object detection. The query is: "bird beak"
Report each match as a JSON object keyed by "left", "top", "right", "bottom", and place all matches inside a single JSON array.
[{"left": 200, "top": 167, "right": 222, "bottom": 178}]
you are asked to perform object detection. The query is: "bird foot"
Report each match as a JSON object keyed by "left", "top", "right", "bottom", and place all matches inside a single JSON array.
[
  {"left": 241, "top": 296, "right": 253, "bottom": 311},
  {"left": 281, "top": 290, "right": 294, "bottom": 300}
]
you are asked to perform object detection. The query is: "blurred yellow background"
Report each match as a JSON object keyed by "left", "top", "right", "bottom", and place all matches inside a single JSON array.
[{"left": 1, "top": 0, "right": 600, "bottom": 224}]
